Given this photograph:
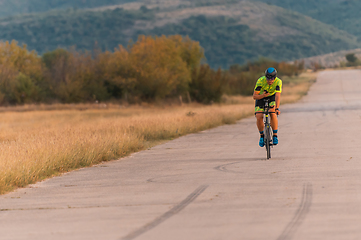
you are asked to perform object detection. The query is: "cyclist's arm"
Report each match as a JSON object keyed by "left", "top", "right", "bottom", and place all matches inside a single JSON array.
[
  {"left": 275, "top": 92, "right": 281, "bottom": 108},
  {"left": 275, "top": 92, "right": 281, "bottom": 115},
  {"left": 253, "top": 91, "right": 269, "bottom": 100}
]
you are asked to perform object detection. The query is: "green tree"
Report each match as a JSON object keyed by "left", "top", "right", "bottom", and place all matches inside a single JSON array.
[
  {"left": 190, "top": 65, "right": 224, "bottom": 103},
  {"left": 346, "top": 53, "right": 358, "bottom": 64}
]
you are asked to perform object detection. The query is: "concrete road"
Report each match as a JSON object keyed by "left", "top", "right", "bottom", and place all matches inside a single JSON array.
[{"left": 1, "top": 70, "right": 361, "bottom": 240}]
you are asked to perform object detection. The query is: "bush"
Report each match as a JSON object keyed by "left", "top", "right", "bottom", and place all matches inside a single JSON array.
[
  {"left": 129, "top": 35, "right": 191, "bottom": 99},
  {"left": 190, "top": 65, "right": 224, "bottom": 103},
  {"left": 42, "top": 49, "right": 110, "bottom": 102},
  {"left": 345, "top": 53, "right": 361, "bottom": 67},
  {"left": 0, "top": 38, "right": 304, "bottom": 105},
  {"left": 0, "top": 40, "right": 43, "bottom": 104}
]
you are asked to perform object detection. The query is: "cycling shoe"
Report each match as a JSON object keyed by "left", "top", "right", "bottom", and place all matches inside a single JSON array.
[
  {"left": 273, "top": 135, "right": 278, "bottom": 145},
  {"left": 259, "top": 136, "right": 265, "bottom": 147}
]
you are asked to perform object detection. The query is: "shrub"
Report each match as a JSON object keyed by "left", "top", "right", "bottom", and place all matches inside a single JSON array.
[
  {"left": 129, "top": 35, "right": 203, "bottom": 100},
  {"left": 345, "top": 53, "right": 361, "bottom": 67},
  {"left": 0, "top": 40, "right": 43, "bottom": 104},
  {"left": 190, "top": 65, "right": 224, "bottom": 103}
]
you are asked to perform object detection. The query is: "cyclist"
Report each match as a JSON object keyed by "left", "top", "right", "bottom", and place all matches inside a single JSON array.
[{"left": 253, "top": 67, "right": 282, "bottom": 147}]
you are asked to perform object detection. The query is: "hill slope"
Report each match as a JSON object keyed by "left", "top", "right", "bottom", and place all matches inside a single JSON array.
[
  {"left": 0, "top": 7, "right": 155, "bottom": 53},
  {"left": 257, "top": 0, "right": 361, "bottom": 39},
  {"left": 0, "top": 0, "right": 359, "bottom": 68},
  {"left": 136, "top": 1, "right": 360, "bottom": 68},
  {"left": 0, "top": 0, "right": 137, "bottom": 17},
  {"left": 297, "top": 48, "right": 361, "bottom": 68}
]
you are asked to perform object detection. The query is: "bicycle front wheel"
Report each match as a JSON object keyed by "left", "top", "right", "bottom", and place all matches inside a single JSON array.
[{"left": 265, "top": 124, "right": 271, "bottom": 159}]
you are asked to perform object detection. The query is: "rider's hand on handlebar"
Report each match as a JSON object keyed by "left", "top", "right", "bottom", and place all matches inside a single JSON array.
[
  {"left": 263, "top": 92, "right": 270, "bottom": 98},
  {"left": 275, "top": 109, "right": 281, "bottom": 115}
]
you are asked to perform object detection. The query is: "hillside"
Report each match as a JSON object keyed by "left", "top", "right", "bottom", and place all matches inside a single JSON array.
[
  {"left": 0, "top": 0, "right": 359, "bottom": 68},
  {"left": 256, "top": 0, "right": 339, "bottom": 13},
  {"left": 258, "top": 0, "right": 361, "bottom": 39},
  {"left": 0, "top": 8, "right": 155, "bottom": 53},
  {"left": 296, "top": 48, "right": 361, "bottom": 68},
  {"left": 0, "top": 0, "right": 137, "bottom": 17},
  {"left": 136, "top": 1, "right": 360, "bottom": 68}
]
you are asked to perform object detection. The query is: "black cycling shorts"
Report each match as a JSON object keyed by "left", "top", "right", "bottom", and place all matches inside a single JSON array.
[{"left": 255, "top": 94, "right": 276, "bottom": 113}]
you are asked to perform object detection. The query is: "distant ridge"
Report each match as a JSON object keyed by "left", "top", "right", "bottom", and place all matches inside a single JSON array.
[
  {"left": 0, "top": 0, "right": 359, "bottom": 68},
  {"left": 0, "top": 0, "right": 137, "bottom": 17},
  {"left": 297, "top": 49, "right": 361, "bottom": 68}
]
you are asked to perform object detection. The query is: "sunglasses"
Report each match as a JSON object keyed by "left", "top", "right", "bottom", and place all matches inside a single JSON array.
[{"left": 266, "top": 77, "right": 275, "bottom": 81}]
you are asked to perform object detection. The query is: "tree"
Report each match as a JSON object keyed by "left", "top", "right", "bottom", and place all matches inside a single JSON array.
[
  {"left": 346, "top": 53, "right": 358, "bottom": 63},
  {"left": 42, "top": 48, "right": 109, "bottom": 102},
  {"left": 129, "top": 35, "right": 192, "bottom": 99},
  {"left": 96, "top": 46, "right": 137, "bottom": 101},
  {"left": 0, "top": 40, "right": 42, "bottom": 104}
]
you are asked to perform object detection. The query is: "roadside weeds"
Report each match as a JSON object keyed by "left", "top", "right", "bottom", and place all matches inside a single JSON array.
[{"left": 0, "top": 71, "right": 317, "bottom": 194}]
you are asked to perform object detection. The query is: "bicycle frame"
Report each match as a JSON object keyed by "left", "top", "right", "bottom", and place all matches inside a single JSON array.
[{"left": 263, "top": 99, "right": 273, "bottom": 159}]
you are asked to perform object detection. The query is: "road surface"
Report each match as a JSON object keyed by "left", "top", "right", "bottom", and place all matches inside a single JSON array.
[{"left": 1, "top": 70, "right": 361, "bottom": 240}]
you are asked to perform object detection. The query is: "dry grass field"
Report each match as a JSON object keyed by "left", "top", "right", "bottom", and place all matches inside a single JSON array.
[
  {"left": 281, "top": 71, "right": 317, "bottom": 104},
  {"left": 0, "top": 71, "right": 316, "bottom": 194}
]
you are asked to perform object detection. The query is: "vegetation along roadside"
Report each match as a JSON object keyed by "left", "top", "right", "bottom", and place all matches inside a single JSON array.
[
  {"left": 0, "top": 36, "right": 303, "bottom": 105},
  {"left": 0, "top": 70, "right": 316, "bottom": 195},
  {"left": 0, "top": 28, "right": 317, "bottom": 194}
]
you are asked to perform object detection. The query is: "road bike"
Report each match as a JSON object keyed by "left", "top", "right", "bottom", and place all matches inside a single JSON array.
[{"left": 263, "top": 99, "right": 274, "bottom": 159}]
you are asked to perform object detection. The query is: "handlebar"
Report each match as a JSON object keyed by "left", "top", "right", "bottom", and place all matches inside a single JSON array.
[{"left": 262, "top": 99, "right": 279, "bottom": 115}]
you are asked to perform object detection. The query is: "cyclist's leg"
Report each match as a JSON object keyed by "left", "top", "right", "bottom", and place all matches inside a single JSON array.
[
  {"left": 255, "top": 100, "right": 265, "bottom": 147},
  {"left": 269, "top": 94, "right": 279, "bottom": 145},
  {"left": 270, "top": 112, "right": 278, "bottom": 145},
  {"left": 269, "top": 95, "right": 278, "bottom": 133},
  {"left": 270, "top": 112, "right": 278, "bottom": 132},
  {"left": 255, "top": 99, "right": 265, "bottom": 132},
  {"left": 255, "top": 112, "right": 265, "bottom": 147},
  {"left": 256, "top": 112, "right": 264, "bottom": 132}
]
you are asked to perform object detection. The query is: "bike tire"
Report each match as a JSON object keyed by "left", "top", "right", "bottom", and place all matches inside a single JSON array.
[{"left": 265, "top": 124, "right": 271, "bottom": 159}]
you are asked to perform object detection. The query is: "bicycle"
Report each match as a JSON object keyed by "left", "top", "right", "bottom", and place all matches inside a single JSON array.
[{"left": 263, "top": 99, "right": 275, "bottom": 159}]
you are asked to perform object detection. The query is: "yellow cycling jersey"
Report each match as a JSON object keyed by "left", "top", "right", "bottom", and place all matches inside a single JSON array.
[{"left": 254, "top": 76, "right": 282, "bottom": 96}]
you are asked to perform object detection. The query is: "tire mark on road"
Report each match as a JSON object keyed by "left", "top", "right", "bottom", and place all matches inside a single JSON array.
[
  {"left": 214, "top": 159, "right": 261, "bottom": 173},
  {"left": 277, "top": 183, "right": 313, "bottom": 240},
  {"left": 147, "top": 173, "right": 199, "bottom": 183},
  {"left": 214, "top": 162, "right": 241, "bottom": 173},
  {"left": 120, "top": 184, "right": 209, "bottom": 240}
]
